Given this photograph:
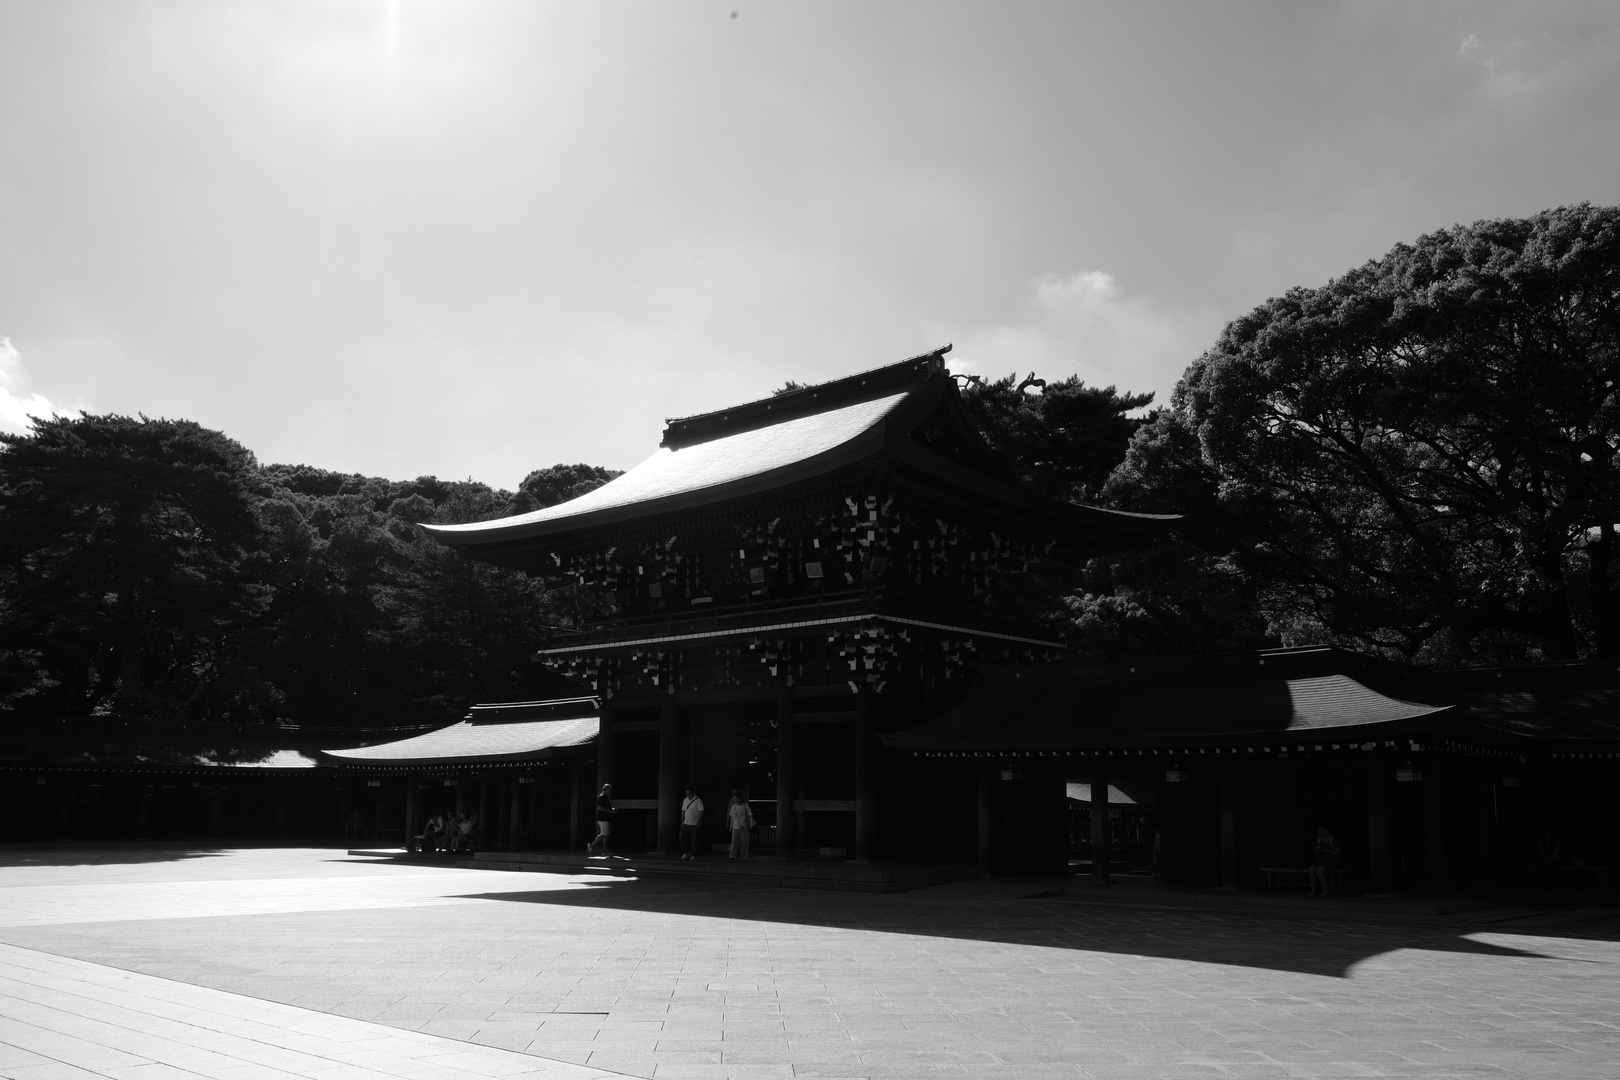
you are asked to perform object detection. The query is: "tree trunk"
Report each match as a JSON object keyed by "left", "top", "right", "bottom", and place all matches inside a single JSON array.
[{"left": 1590, "top": 523, "right": 1619, "bottom": 657}]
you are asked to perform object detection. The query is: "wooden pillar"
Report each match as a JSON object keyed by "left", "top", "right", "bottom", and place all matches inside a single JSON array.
[
  {"left": 569, "top": 760, "right": 583, "bottom": 850},
  {"left": 1283, "top": 763, "right": 1303, "bottom": 863},
  {"left": 596, "top": 700, "right": 616, "bottom": 797},
  {"left": 525, "top": 777, "right": 539, "bottom": 849},
  {"left": 405, "top": 777, "right": 419, "bottom": 850},
  {"left": 1367, "top": 754, "right": 1392, "bottom": 893},
  {"left": 58, "top": 778, "right": 74, "bottom": 840},
  {"left": 657, "top": 697, "right": 680, "bottom": 855},
  {"left": 1473, "top": 769, "right": 1495, "bottom": 883},
  {"left": 1218, "top": 766, "right": 1238, "bottom": 891},
  {"left": 210, "top": 785, "right": 223, "bottom": 837},
  {"left": 280, "top": 777, "right": 293, "bottom": 838},
  {"left": 775, "top": 686, "right": 796, "bottom": 860},
  {"left": 479, "top": 777, "right": 490, "bottom": 842},
  {"left": 137, "top": 783, "right": 151, "bottom": 839},
  {"left": 534, "top": 771, "right": 546, "bottom": 848},
  {"left": 854, "top": 688, "right": 878, "bottom": 862},
  {"left": 1090, "top": 763, "right": 1110, "bottom": 884},
  {"left": 1425, "top": 765, "right": 1447, "bottom": 888},
  {"left": 977, "top": 759, "right": 994, "bottom": 877},
  {"left": 507, "top": 779, "right": 520, "bottom": 851}
]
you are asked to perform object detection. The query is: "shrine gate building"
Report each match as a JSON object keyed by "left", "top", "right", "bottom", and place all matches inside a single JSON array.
[{"left": 402, "top": 347, "right": 1175, "bottom": 862}]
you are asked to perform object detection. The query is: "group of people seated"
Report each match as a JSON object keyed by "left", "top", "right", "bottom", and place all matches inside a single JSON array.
[{"left": 417, "top": 809, "right": 478, "bottom": 854}]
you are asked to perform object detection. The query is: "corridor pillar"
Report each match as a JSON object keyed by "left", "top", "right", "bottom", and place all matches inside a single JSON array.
[
  {"left": 1283, "top": 766, "right": 1303, "bottom": 863},
  {"left": 405, "top": 777, "right": 419, "bottom": 850},
  {"left": 1090, "top": 764, "right": 1110, "bottom": 884},
  {"left": 1367, "top": 754, "right": 1392, "bottom": 893},
  {"left": 507, "top": 779, "right": 520, "bottom": 851},
  {"left": 569, "top": 761, "right": 583, "bottom": 850},
  {"left": 657, "top": 697, "right": 680, "bottom": 854},
  {"left": 977, "top": 759, "right": 994, "bottom": 877},
  {"left": 1218, "top": 766, "right": 1238, "bottom": 891},
  {"left": 1473, "top": 769, "right": 1496, "bottom": 883},
  {"left": 854, "top": 688, "right": 878, "bottom": 863},
  {"left": 596, "top": 699, "right": 616, "bottom": 798},
  {"left": 1425, "top": 766, "right": 1447, "bottom": 888},
  {"left": 775, "top": 685, "right": 796, "bottom": 860}
]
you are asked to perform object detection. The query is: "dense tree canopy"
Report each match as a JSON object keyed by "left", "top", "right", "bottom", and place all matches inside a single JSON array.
[
  {"left": 512, "top": 463, "right": 623, "bottom": 513},
  {"left": 0, "top": 424, "right": 612, "bottom": 722},
  {"left": 959, "top": 373, "right": 1154, "bottom": 502},
  {"left": 1112, "top": 203, "right": 1620, "bottom": 663},
  {"left": 0, "top": 415, "right": 265, "bottom": 716}
]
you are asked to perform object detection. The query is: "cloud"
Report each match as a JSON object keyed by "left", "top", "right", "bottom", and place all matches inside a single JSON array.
[
  {"left": 0, "top": 339, "right": 73, "bottom": 435},
  {"left": 949, "top": 271, "right": 1222, "bottom": 403}
]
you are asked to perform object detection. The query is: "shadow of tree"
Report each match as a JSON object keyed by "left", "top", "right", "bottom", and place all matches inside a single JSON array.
[
  {"left": 0, "top": 843, "right": 231, "bottom": 869},
  {"left": 457, "top": 875, "right": 1596, "bottom": 979}
]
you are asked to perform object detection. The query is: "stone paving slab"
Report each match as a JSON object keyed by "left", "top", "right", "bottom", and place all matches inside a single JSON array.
[
  {"left": 2, "top": 848, "right": 1620, "bottom": 1079},
  {"left": 0, "top": 941, "right": 628, "bottom": 1080}
]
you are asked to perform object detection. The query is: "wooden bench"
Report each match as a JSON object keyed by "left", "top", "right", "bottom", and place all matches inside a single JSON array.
[
  {"left": 1549, "top": 864, "right": 1614, "bottom": 890},
  {"left": 1261, "top": 866, "right": 1344, "bottom": 894}
]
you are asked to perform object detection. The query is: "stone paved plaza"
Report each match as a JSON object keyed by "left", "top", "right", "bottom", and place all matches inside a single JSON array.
[{"left": 0, "top": 847, "right": 1617, "bottom": 1079}]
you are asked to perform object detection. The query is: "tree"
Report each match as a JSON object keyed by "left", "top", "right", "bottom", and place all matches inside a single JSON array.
[
  {"left": 510, "top": 463, "right": 622, "bottom": 513},
  {"left": 1114, "top": 203, "right": 1620, "bottom": 663},
  {"left": 241, "top": 465, "right": 593, "bottom": 726},
  {"left": 959, "top": 373, "right": 1155, "bottom": 502},
  {"left": 0, "top": 414, "right": 266, "bottom": 715},
  {"left": 944, "top": 370, "right": 1274, "bottom": 657}
]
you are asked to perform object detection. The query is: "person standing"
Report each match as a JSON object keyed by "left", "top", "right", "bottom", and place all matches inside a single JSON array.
[
  {"left": 588, "top": 783, "right": 616, "bottom": 857},
  {"left": 726, "top": 789, "right": 754, "bottom": 862},
  {"left": 680, "top": 788, "right": 704, "bottom": 860}
]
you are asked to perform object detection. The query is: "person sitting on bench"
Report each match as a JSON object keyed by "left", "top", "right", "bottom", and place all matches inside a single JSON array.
[
  {"left": 452, "top": 810, "right": 478, "bottom": 852},
  {"left": 1308, "top": 825, "right": 1340, "bottom": 897},
  {"left": 417, "top": 812, "right": 445, "bottom": 853}
]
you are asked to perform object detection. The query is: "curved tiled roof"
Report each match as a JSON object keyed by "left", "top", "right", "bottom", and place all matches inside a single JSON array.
[
  {"left": 424, "top": 392, "right": 906, "bottom": 545},
  {"left": 884, "top": 652, "right": 1452, "bottom": 750},
  {"left": 422, "top": 352, "right": 1178, "bottom": 551},
  {"left": 322, "top": 714, "right": 597, "bottom": 765}
]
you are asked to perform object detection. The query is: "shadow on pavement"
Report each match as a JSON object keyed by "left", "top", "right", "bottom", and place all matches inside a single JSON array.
[
  {"left": 0, "top": 843, "right": 232, "bottom": 868},
  {"left": 455, "top": 874, "right": 1608, "bottom": 979}
]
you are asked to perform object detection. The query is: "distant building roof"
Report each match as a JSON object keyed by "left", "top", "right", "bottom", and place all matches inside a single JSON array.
[
  {"left": 883, "top": 648, "right": 1455, "bottom": 751},
  {"left": 322, "top": 700, "right": 598, "bottom": 766},
  {"left": 0, "top": 711, "right": 437, "bottom": 771}
]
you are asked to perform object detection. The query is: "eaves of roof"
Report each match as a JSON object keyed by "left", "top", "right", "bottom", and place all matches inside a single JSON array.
[
  {"left": 421, "top": 354, "right": 1178, "bottom": 552},
  {"left": 321, "top": 714, "right": 598, "bottom": 766},
  {"left": 423, "top": 390, "right": 903, "bottom": 547},
  {"left": 881, "top": 662, "right": 1455, "bottom": 751}
]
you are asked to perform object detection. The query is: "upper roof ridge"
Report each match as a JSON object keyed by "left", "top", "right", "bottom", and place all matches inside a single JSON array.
[{"left": 660, "top": 345, "right": 952, "bottom": 450}]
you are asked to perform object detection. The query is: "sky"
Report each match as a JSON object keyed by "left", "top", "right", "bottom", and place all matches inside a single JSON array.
[{"left": 2, "top": 1, "right": 1618, "bottom": 489}]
